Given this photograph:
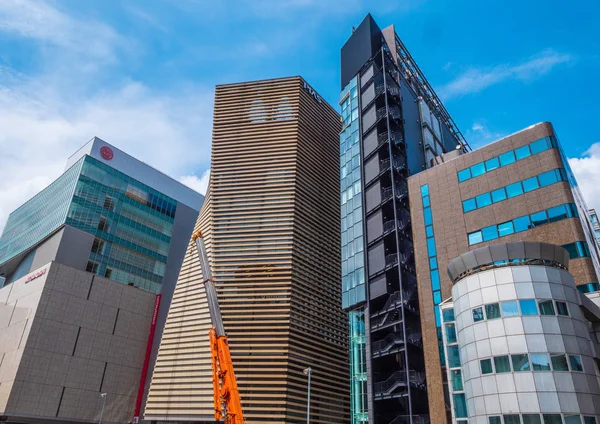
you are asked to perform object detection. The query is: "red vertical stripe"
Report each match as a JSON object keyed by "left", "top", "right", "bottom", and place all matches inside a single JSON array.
[{"left": 134, "top": 294, "right": 162, "bottom": 420}]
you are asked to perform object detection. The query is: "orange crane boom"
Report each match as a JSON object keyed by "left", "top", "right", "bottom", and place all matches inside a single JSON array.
[{"left": 192, "top": 230, "right": 245, "bottom": 424}]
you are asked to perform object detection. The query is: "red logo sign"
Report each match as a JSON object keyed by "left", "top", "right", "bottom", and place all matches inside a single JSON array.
[
  {"left": 25, "top": 268, "right": 46, "bottom": 283},
  {"left": 100, "top": 146, "right": 114, "bottom": 161}
]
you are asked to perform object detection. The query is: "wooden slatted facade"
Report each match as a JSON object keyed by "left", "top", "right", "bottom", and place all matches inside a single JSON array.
[{"left": 145, "top": 77, "right": 349, "bottom": 423}]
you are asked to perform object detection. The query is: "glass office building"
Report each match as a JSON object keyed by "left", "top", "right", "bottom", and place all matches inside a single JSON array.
[{"left": 0, "top": 137, "right": 202, "bottom": 295}]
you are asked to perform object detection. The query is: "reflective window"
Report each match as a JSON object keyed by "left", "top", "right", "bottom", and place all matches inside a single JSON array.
[
  {"left": 523, "top": 415, "right": 542, "bottom": 424},
  {"left": 531, "top": 211, "right": 548, "bottom": 226},
  {"left": 584, "top": 417, "right": 597, "bottom": 424},
  {"left": 489, "top": 418, "right": 502, "bottom": 424},
  {"left": 539, "top": 170, "right": 558, "bottom": 187},
  {"left": 482, "top": 225, "right": 499, "bottom": 242},
  {"left": 543, "top": 416, "right": 563, "bottom": 424},
  {"left": 530, "top": 137, "right": 550, "bottom": 154},
  {"left": 539, "top": 300, "right": 555, "bottom": 315},
  {"left": 468, "top": 231, "right": 483, "bottom": 245},
  {"left": 424, "top": 208, "right": 433, "bottom": 225},
  {"left": 442, "top": 308, "right": 455, "bottom": 323},
  {"left": 471, "top": 162, "right": 486, "bottom": 177},
  {"left": 447, "top": 345, "right": 461, "bottom": 368},
  {"left": 426, "top": 225, "right": 434, "bottom": 237},
  {"left": 494, "top": 356, "right": 511, "bottom": 373},
  {"left": 423, "top": 196, "right": 430, "bottom": 207},
  {"left": 500, "top": 151, "right": 516, "bottom": 166},
  {"left": 505, "top": 415, "right": 522, "bottom": 424},
  {"left": 473, "top": 307, "right": 484, "bottom": 322},
  {"left": 550, "top": 354, "right": 569, "bottom": 371},
  {"left": 463, "top": 198, "right": 477, "bottom": 213},
  {"left": 485, "top": 303, "right": 501, "bottom": 320},
  {"left": 523, "top": 177, "right": 540, "bottom": 192},
  {"left": 453, "top": 394, "right": 468, "bottom": 419},
  {"left": 480, "top": 358, "right": 493, "bottom": 374},
  {"left": 502, "top": 301, "right": 519, "bottom": 316},
  {"left": 498, "top": 221, "right": 515, "bottom": 237},
  {"left": 430, "top": 257, "right": 438, "bottom": 269},
  {"left": 556, "top": 301, "right": 569, "bottom": 316},
  {"left": 511, "top": 354, "right": 531, "bottom": 372},
  {"left": 476, "top": 193, "right": 492, "bottom": 208},
  {"left": 548, "top": 205, "right": 568, "bottom": 222},
  {"left": 514, "top": 216, "right": 532, "bottom": 232},
  {"left": 515, "top": 145, "right": 531, "bottom": 160},
  {"left": 569, "top": 355, "right": 583, "bottom": 371},
  {"left": 458, "top": 169, "right": 471, "bottom": 182},
  {"left": 421, "top": 184, "right": 429, "bottom": 196},
  {"left": 445, "top": 323, "right": 457, "bottom": 343},
  {"left": 427, "top": 237, "right": 437, "bottom": 257},
  {"left": 531, "top": 353, "right": 551, "bottom": 371},
  {"left": 451, "top": 369, "right": 463, "bottom": 391},
  {"left": 486, "top": 157, "right": 500, "bottom": 171},
  {"left": 506, "top": 182, "right": 524, "bottom": 198},
  {"left": 564, "top": 416, "right": 581, "bottom": 424},
  {"left": 492, "top": 188, "right": 507, "bottom": 203},
  {"left": 520, "top": 299, "right": 538, "bottom": 315}
]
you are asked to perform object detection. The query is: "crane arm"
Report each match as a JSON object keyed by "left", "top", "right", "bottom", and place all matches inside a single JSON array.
[{"left": 192, "top": 230, "right": 245, "bottom": 424}]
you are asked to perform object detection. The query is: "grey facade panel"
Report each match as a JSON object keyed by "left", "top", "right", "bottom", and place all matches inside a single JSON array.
[
  {"left": 362, "top": 105, "right": 376, "bottom": 133},
  {"left": 53, "top": 226, "right": 95, "bottom": 271},
  {"left": 364, "top": 154, "right": 380, "bottom": 185},
  {"left": 340, "top": 14, "right": 382, "bottom": 89},
  {"left": 367, "top": 211, "right": 383, "bottom": 244},
  {"left": 365, "top": 181, "right": 381, "bottom": 212},
  {"left": 361, "top": 82, "right": 375, "bottom": 109},
  {"left": 363, "top": 128, "right": 378, "bottom": 157},
  {"left": 368, "top": 242, "right": 385, "bottom": 275},
  {"left": 370, "top": 274, "right": 387, "bottom": 299}
]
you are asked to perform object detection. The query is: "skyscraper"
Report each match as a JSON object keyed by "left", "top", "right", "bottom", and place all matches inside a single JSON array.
[
  {"left": 339, "top": 14, "right": 469, "bottom": 424},
  {"left": 145, "top": 77, "right": 349, "bottom": 423},
  {"left": 590, "top": 209, "right": 600, "bottom": 245},
  {"left": 408, "top": 122, "right": 600, "bottom": 422}
]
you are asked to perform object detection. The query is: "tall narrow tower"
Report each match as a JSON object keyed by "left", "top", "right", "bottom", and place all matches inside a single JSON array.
[{"left": 145, "top": 77, "right": 349, "bottom": 423}]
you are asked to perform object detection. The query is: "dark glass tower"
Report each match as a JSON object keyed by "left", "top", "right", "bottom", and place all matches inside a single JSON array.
[{"left": 339, "top": 14, "right": 470, "bottom": 424}]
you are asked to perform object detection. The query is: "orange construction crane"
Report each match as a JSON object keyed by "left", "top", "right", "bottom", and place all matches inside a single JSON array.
[{"left": 192, "top": 230, "right": 245, "bottom": 424}]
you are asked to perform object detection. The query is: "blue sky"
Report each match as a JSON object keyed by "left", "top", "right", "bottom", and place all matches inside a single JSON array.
[{"left": 1, "top": 0, "right": 599, "bottom": 230}]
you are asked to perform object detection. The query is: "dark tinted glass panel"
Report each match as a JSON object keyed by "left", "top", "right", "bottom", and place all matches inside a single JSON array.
[
  {"left": 490, "top": 418, "right": 502, "bottom": 424},
  {"left": 511, "top": 354, "right": 531, "bottom": 371},
  {"left": 492, "top": 188, "right": 507, "bottom": 203},
  {"left": 539, "top": 300, "right": 555, "bottom": 315},
  {"left": 494, "top": 356, "right": 511, "bottom": 373},
  {"left": 543, "top": 415, "right": 562, "bottom": 424},
  {"left": 446, "top": 324, "right": 457, "bottom": 343},
  {"left": 486, "top": 303, "right": 501, "bottom": 319},
  {"left": 473, "top": 307, "right": 484, "bottom": 322},
  {"left": 523, "top": 415, "right": 542, "bottom": 424},
  {"left": 556, "top": 301, "right": 569, "bottom": 316},
  {"left": 569, "top": 355, "right": 583, "bottom": 371},
  {"left": 447, "top": 345, "right": 460, "bottom": 368},
  {"left": 442, "top": 308, "right": 455, "bottom": 323},
  {"left": 453, "top": 394, "right": 467, "bottom": 418},
  {"left": 564, "top": 416, "right": 581, "bottom": 424},
  {"left": 584, "top": 417, "right": 597, "bottom": 424},
  {"left": 504, "top": 415, "right": 521, "bottom": 424},
  {"left": 550, "top": 354, "right": 569, "bottom": 371},
  {"left": 480, "top": 358, "right": 493, "bottom": 374},
  {"left": 451, "top": 369, "right": 463, "bottom": 391}
]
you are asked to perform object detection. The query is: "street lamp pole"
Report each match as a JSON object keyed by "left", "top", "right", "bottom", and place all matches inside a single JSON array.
[
  {"left": 303, "top": 367, "right": 312, "bottom": 424},
  {"left": 99, "top": 393, "right": 107, "bottom": 424}
]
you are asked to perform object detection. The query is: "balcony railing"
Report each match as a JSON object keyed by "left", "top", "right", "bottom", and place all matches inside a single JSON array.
[
  {"left": 388, "top": 415, "right": 430, "bottom": 424},
  {"left": 375, "top": 370, "right": 426, "bottom": 395}
]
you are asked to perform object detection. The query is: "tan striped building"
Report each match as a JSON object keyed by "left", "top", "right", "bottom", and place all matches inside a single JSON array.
[{"left": 144, "top": 77, "right": 350, "bottom": 423}]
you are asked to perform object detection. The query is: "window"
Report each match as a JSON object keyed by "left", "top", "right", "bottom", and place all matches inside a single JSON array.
[
  {"left": 424, "top": 208, "right": 432, "bottom": 226},
  {"left": 500, "top": 151, "right": 516, "bottom": 166},
  {"left": 486, "top": 157, "right": 500, "bottom": 171},
  {"left": 463, "top": 198, "right": 477, "bottom": 213},
  {"left": 548, "top": 205, "right": 568, "bottom": 222},
  {"left": 531, "top": 353, "right": 551, "bottom": 371},
  {"left": 481, "top": 359, "right": 493, "bottom": 374},
  {"left": 451, "top": 369, "right": 463, "bottom": 391},
  {"left": 458, "top": 169, "right": 471, "bottom": 182},
  {"left": 520, "top": 299, "right": 538, "bottom": 315},
  {"left": 431, "top": 270, "right": 440, "bottom": 291},
  {"left": 447, "top": 345, "right": 461, "bottom": 368},
  {"left": 442, "top": 308, "right": 455, "bottom": 323},
  {"left": 98, "top": 216, "right": 109, "bottom": 232},
  {"left": 86, "top": 261, "right": 99, "bottom": 274},
  {"left": 550, "top": 354, "right": 569, "bottom": 371},
  {"left": 564, "top": 416, "right": 582, "bottom": 424},
  {"left": 523, "top": 177, "right": 540, "bottom": 192},
  {"left": 511, "top": 354, "right": 531, "bottom": 371},
  {"left": 531, "top": 211, "right": 548, "bottom": 226},
  {"left": 556, "top": 301, "right": 569, "bottom": 316},
  {"left": 105, "top": 268, "right": 113, "bottom": 279},
  {"left": 427, "top": 237, "right": 437, "bottom": 257},
  {"left": 569, "top": 355, "right": 583, "bottom": 371},
  {"left": 498, "top": 221, "right": 515, "bottom": 237},
  {"left": 471, "top": 162, "right": 486, "bottom": 177},
  {"left": 539, "top": 300, "right": 556, "bottom": 315},
  {"left": 584, "top": 417, "right": 597, "bottom": 424},
  {"left": 530, "top": 138, "right": 550, "bottom": 155},
  {"left": 445, "top": 323, "right": 457, "bottom": 343},
  {"left": 91, "top": 238, "right": 105, "bottom": 254},
  {"left": 426, "top": 225, "right": 434, "bottom": 237},
  {"left": 513, "top": 215, "right": 532, "bottom": 232},
  {"left": 482, "top": 225, "right": 499, "bottom": 241},
  {"left": 494, "top": 356, "right": 511, "bottom": 373},
  {"left": 468, "top": 231, "right": 483, "bottom": 245},
  {"left": 430, "top": 257, "right": 438, "bottom": 269},
  {"left": 490, "top": 418, "right": 502, "bottom": 424},
  {"left": 502, "top": 301, "right": 519, "bottom": 317},
  {"left": 423, "top": 196, "right": 430, "bottom": 207},
  {"left": 476, "top": 193, "right": 493, "bottom": 208},
  {"left": 515, "top": 145, "right": 532, "bottom": 160},
  {"left": 523, "top": 415, "right": 542, "bottom": 424},
  {"left": 505, "top": 415, "right": 522, "bottom": 424},
  {"left": 485, "top": 303, "right": 501, "bottom": 320},
  {"left": 563, "top": 241, "right": 591, "bottom": 259},
  {"left": 453, "top": 394, "right": 467, "bottom": 419},
  {"left": 506, "top": 182, "right": 524, "bottom": 198},
  {"left": 543, "top": 416, "right": 563, "bottom": 424},
  {"left": 538, "top": 169, "right": 558, "bottom": 187},
  {"left": 492, "top": 188, "right": 507, "bottom": 203},
  {"left": 420, "top": 184, "right": 429, "bottom": 196},
  {"left": 473, "top": 307, "right": 484, "bottom": 322}
]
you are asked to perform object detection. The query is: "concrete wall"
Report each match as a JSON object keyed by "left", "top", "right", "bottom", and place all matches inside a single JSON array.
[{"left": 0, "top": 262, "right": 156, "bottom": 424}]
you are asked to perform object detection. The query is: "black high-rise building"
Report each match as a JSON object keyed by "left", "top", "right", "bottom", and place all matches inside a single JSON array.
[{"left": 339, "top": 14, "right": 469, "bottom": 424}]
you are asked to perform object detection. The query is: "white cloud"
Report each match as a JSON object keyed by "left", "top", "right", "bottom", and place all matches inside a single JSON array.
[
  {"left": 439, "top": 49, "right": 573, "bottom": 100},
  {"left": 180, "top": 170, "right": 210, "bottom": 195},
  {"left": 569, "top": 143, "right": 600, "bottom": 213},
  {"left": 0, "top": 2, "right": 213, "bottom": 232},
  {"left": 471, "top": 123, "right": 485, "bottom": 132}
]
